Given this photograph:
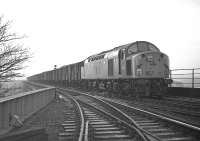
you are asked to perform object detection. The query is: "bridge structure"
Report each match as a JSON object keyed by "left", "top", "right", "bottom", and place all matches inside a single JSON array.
[
  {"left": 0, "top": 82, "right": 55, "bottom": 138},
  {"left": 168, "top": 68, "right": 200, "bottom": 97},
  {"left": 170, "top": 68, "right": 200, "bottom": 88},
  {"left": 0, "top": 68, "right": 200, "bottom": 141}
]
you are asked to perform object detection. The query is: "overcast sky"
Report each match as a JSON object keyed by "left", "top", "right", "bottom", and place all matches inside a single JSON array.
[{"left": 0, "top": 0, "right": 200, "bottom": 77}]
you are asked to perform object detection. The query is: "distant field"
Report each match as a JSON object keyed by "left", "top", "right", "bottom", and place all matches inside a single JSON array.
[{"left": 0, "top": 80, "right": 40, "bottom": 98}]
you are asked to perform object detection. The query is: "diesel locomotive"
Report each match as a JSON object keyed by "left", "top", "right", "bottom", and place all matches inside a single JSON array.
[{"left": 28, "top": 41, "right": 172, "bottom": 97}]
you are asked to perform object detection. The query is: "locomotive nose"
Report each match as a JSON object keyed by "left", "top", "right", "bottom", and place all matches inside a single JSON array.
[{"left": 135, "top": 52, "right": 170, "bottom": 78}]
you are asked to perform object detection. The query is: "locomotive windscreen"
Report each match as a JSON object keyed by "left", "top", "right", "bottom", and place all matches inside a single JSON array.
[{"left": 127, "top": 41, "right": 160, "bottom": 56}]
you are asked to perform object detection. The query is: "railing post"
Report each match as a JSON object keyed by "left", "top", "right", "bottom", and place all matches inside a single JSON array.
[
  {"left": 169, "top": 69, "right": 172, "bottom": 87},
  {"left": 192, "top": 68, "right": 194, "bottom": 88}
]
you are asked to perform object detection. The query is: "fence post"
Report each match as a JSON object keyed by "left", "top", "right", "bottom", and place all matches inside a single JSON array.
[
  {"left": 169, "top": 70, "right": 172, "bottom": 87},
  {"left": 192, "top": 68, "right": 194, "bottom": 88}
]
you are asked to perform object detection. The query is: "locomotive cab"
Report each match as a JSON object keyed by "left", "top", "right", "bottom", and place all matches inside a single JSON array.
[
  {"left": 122, "top": 41, "right": 171, "bottom": 96},
  {"left": 81, "top": 41, "right": 171, "bottom": 97},
  {"left": 118, "top": 41, "right": 162, "bottom": 77}
]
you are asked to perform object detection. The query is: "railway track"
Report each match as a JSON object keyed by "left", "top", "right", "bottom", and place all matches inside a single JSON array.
[
  {"left": 81, "top": 104, "right": 141, "bottom": 141},
  {"left": 101, "top": 98, "right": 200, "bottom": 141},
  {"left": 57, "top": 89, "right": 149, "bottom": 141},
  {"left": 80, "top": 89, "right": 200, "bottom": 126},
  {"left": 116, "top": 97, "right": 200, "bottom": 127},
  {"left": 58, "top": 94, "right": 84, "bottom": 141},
  {"left": 59, "top": 88, "right": 200, "bottom": 141},
  {"left": 163, "top": 96, "right": 200, "bottom": 105},
  {"left": 138, "top": 98, "right": 200, "bottom": 116}
]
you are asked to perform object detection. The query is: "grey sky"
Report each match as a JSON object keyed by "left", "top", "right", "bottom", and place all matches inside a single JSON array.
[{"left": 0, "top": 0, "right": 199, "bottom": 77}]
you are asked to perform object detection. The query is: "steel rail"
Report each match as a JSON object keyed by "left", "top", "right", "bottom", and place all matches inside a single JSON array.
[
  {"left": 101, "top": 97, "right": 200, "bottom": 132},
  {"left": 59, "top": 88, "right": 200, "bottom": 132},
  {"left": 84, "top": 121, "right": 89, "bottom": 141},
  {"left": 92, "top": 96, "right": 162, "bottom": 141},
  {"left": 59, "top": 88, "right": 158, "bottom": 141},
  {"left": 59, "top": 91, "right": 85, "bottom": 141},
  {"left": 99, "top": 97, "right": 160, "bottom": 141},
  {"left": 77, "top": 98, "right": 151, "bottom": 141},
  {"left": 59, "top": 88, "right": 200, "bottom": 140}
]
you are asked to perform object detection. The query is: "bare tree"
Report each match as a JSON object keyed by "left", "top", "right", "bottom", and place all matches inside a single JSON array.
[{"left": 0, "top": 17, "right": 30, "bottom": 81}]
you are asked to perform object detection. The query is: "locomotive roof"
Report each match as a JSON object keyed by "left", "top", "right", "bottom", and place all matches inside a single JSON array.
[
  {"left": 87, "top": 41, "right": 159, "bottom": 59},
  {"left": 59, "top": 41, "right": 160, "bottom": 65}
]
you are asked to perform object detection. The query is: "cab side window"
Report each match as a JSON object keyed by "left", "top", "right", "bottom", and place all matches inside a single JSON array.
[{"left": 126, "top": 59, "right": 132, "bottom": 75}]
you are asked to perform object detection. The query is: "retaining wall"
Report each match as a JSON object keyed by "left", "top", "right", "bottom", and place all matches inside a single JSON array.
[
  {"left": 0, "top": 127, "right": 48, "bottom": 141},
  {"left": 0, "top": 87, "right": 55, "bottom": 134},
  {"left": 167, "top": 87, "right": 200, "bottom": 98}
]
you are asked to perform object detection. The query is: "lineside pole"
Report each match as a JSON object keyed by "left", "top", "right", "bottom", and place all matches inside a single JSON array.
[
  {"left": 54, "top": 65, "right": 57, "bottom": 100},
  {"left": 192, "top": 68, "right": 194, "bottom": 88},
  {"left": 169, "top": 69, "right": 172, "bottom": 87}
]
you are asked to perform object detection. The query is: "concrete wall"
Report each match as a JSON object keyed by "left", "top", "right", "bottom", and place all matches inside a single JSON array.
[
  {"left": 167, "top": 87, "right": 200, "bottom": 98},
  {"left": 0, "top": 87, "right": 55, "bottom": 134},
  {"left": 0, "top": 127, "right": 48, "bottom": 141}
]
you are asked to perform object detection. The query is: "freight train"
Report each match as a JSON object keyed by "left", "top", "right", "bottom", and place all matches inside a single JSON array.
[{"left": 28, "top": 41, "right": 172, "bottom": 97}]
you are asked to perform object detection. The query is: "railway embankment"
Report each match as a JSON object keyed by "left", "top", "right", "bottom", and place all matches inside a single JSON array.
[{"left": 0, "top": 80, "right": 46, "bottom": 98}]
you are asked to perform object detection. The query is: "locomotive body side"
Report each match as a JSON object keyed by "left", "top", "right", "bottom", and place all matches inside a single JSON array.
[
  {"left": 81, "top": 41, "right": 172, "bottom": 97},
  {"left": 82, "top": 50, "right": 120, "bottom": 80}
]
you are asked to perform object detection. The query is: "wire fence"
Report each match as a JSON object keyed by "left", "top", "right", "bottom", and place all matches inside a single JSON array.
[{"left": 170, "top": 68, "right": 200, "bottom": 88}]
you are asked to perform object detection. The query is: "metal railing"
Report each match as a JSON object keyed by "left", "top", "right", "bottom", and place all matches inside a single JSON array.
[{"left": 170, "top": 68, "right": 200, "bottom": 88}]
